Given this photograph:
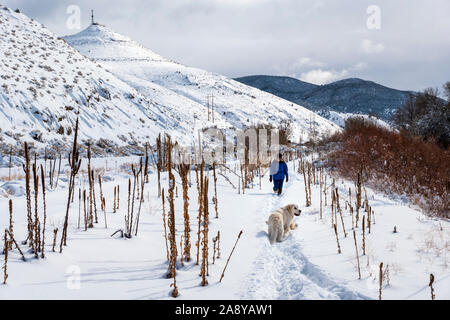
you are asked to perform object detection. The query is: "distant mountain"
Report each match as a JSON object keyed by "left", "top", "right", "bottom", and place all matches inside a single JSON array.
[{"left": 235, "top": 75, "right": 414, "bottom": 121}]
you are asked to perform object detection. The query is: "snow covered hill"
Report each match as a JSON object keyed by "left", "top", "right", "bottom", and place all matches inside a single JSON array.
[
  {"left": 64, "top": 23, "right": 340, "bottom": 144},
  {"left": 236, "top": 75, "right": 413, "bottom": 121},
  {"left": 318, "top": 111, "right": 393, "bottom": 130},
  {"left": 0, "top": 6, "right": 196, "bottom": 155}
]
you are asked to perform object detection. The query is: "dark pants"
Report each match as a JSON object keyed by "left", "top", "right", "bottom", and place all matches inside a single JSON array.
[{"left": 273, "top": 179, "right": 284, "bottom": 195}]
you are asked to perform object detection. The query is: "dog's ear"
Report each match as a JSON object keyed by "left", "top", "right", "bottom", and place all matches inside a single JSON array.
[{"left": 285, "top": 204, "right": 294, "bottom": 215}]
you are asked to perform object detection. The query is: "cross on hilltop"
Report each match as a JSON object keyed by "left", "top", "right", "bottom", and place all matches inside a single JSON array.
[{"left": 91, "top": 10, "right": 99, "bottom": 26}]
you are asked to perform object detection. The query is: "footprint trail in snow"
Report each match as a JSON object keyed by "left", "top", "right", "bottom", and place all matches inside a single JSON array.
[{"left": 241, "top": 165, "right": 369, "bottom": 300}]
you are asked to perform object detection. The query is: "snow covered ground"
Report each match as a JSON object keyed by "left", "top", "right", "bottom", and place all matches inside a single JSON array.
[
  {"left": 1, "top": 156, "right": 448, "bottom": 300},
  {"left": 325, "top": 111, "right": 393, "bottom": 130}
]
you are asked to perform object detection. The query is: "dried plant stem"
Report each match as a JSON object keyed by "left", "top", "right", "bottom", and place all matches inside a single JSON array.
[
  {"left": 213, "top": 163, "right": 219, "bottom": 219},
  {"left": 179, "top": 162, "right": 191, "bottom": 261},
  {"left": 429, "top": 274, "right": 436, "bottom": 300},
  {"left": 8, "top": 200, "right": 13, "bottom": 236},
  {"left": 32, "top": 163, "right": 39, "bottom": 258},
  {"left": 6, "top": 230, "right": 25, "bottom": 261},
  {"left": 60, "top": 117, "right": 82, "bottom": 253},
  {"left": 161, "top": 189, "right": 169, "bottom": 261},
  {"left": 353, "top": 230, "right": 361, "bottom": 279},
  {"left": 220, "top": 230, "right": 243, "bottom": 283},
  {"left": 23, "top": 142, "right": 32, "bottom": 247},
  {"left": 40, "top": 165, "right": 47, "bottom": 258},
  {"left": 196, "top": 162, "right": 204, "bottom": 265},
  {"left": 201, "top": 177, "right": 209, "bottom": 286},
  {"left": 379, "top": 262, "right": 383, "bottom": 300},
  {"left": 333, "top": 223, "right": 342, "bottom": 254},
  {"left": 166, "top": 137, "right": 179, "bottom": 298},
  {"left": 3, "top": 230, "right": 8, "bottom": 284},
  {"left": 52, "top": 228, "right": 58, "bottom": 252},
  {"left": 362, "top": 216, "right": 366, "bottom": 255}
]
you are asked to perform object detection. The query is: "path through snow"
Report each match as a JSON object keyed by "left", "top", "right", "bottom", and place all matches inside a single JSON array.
[{"left": 241, "top": 165, "right": 369, "bottom": 300}]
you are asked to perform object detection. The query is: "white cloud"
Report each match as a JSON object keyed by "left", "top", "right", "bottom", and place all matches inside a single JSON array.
[
  {"left": 361, "top": 39, "right": 385, "bottom": 54},
  {"left": 300, "top": 69, "right": 349, "bottom": 85}
]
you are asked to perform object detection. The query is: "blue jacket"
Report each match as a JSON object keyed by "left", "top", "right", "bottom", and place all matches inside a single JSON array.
[{"left": 270, "top": 161, "right": 288, "bottom": 181}]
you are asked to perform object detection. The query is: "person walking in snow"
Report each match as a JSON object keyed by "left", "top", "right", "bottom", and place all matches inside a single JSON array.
[{"left": 269, "top": 153, "right": 289, "bottom": 196}]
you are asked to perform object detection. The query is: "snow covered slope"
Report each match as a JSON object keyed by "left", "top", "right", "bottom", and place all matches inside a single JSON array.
[
  {"left": 0, "top": 6, "right": 205, "bottom": 155},
  {"left": 64, "top": 24, "right": 340, "bottom": 143},
  {"left": 319, "top": 111, "right": 393, "bottom": 130}
]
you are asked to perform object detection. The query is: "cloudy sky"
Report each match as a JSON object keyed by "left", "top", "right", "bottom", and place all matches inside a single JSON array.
[{"left": 5, "top": 0, "right": 450, "bottom": 91}]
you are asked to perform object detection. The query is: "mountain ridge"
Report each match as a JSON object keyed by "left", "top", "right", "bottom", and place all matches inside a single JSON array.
[{"left": 235, "top": 75, "right": 414, "bottom": 121}]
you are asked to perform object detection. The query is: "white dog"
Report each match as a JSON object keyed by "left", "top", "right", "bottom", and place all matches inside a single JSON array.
[{"left": 267, "top": 204, "right": 301, "bottom": 244}]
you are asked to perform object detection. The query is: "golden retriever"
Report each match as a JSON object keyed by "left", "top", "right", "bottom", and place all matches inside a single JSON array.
[{"left": 267, "top": 204, "right": 301, "bottom": 244}]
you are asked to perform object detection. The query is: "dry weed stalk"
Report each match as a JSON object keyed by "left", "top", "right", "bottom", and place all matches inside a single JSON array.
[
  {"left": 220, "top": 230, "right": 243, "bottom": 283},
  {"left": 156, "top": 134, "right": 162, "bottom": 198},
  {"left": 355, "top": 171, "right": 362, "bottom": 227},
  {"left": 429, "top": 274, "right": 436, "bottom": 300},
  {"left": 98, "top": 175, "right": 104, "bottom": 211},
  {"left": 83, "top": 190, "right": 87, "bottom": 231},
  {"left": 161, "top": 188, "right": 169, "bottom": 261},
  {"left": 144, "top": 142, "right": 149, "bottom": 183},
  {"left": 196, "top": 161, "right": 204, "bottom": 265},
  {"left": 40, "top": 165, "right": 47, "bottom": 258},
  {"left": 333, "top": 223, "right": 342, "bottom": 254},
  {"left": 6, "top": 230, "right": 25, "bottom": 261},
  {"left": 91, "top": 170, "right": 98, "bottom": 224},
  {"left": 135, "top": 159, "right": 146, "bottom": 235},
  {"left": 52, "top": 228, "right": 58, "bottom": 252},
  {"left": 22, "top": 142, "right": 32, "bottom": 247},
  {"left": 216, "top": 231, "right": 221, "bottom": 259},
  {"left": 3, "top": 230, "right": 8, "bottom": 284},
  {"left": 353, "top": 230, "right": 361, "bottom": 279},
  {"left": 113, "top": 186, "right": 117, "bottom": 213},
  {"left": 362, "top": 216, "right": 366, "bottom": 255},
  {"left": 201, "top": 177, "right": 210, "bottom": 286},
  {"left": 213, "top": 163, "right": 219, "bottom": 219},
  {"left": 166, "top": 137, "right": 179, "bottom": 298},
  {"left": 379, "top": 262, "right": 383, "bottom": 300},
  {"left": 8, "top": 200, "right": 13, "bottom": 236},
  {"left": 60, "top": 117, "right": 82, "bottom": 253},
  {"left": 178, "top": 161, "right": 191, "bottom": 261},
  {"left": 117, "top": 185, "right": 120, "bottom": 210},
  {"left": 336, "top": 188, "right": 347, "bottom": 238},
  {"left": 32, "top": 163, "right": 40, "bottom": 258}
]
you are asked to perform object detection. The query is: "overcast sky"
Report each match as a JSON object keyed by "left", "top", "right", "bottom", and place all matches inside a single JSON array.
[{"left": 5, "top": 0, "right": 450, "bottom": 91}]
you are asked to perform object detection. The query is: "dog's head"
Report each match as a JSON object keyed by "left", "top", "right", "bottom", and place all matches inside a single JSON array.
[{"left": 286, "top": 204, "right": 301, "bottom": 217}]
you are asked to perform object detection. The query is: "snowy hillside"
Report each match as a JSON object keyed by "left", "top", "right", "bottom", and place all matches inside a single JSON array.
[
  {"left": 318, "top": 111, "right": 393, "bottom": 130},
  {"left": 236, "top": 76, "right": 413, "bottom": 121},
  {"left": 64, "top": 24, "right": 340, "bottom": 144},
  {"left": 0, "top": 6, "right": 200, "bottom": 155}
]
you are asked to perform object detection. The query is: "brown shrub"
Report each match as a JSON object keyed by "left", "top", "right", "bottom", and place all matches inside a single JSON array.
[{"left": 326, "top": 118, "right": 449, "bottom": 217}]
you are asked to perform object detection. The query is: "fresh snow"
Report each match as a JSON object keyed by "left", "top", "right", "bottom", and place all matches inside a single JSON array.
[{"left": 0, "top": 158, "right": 448, "bottom": 300}]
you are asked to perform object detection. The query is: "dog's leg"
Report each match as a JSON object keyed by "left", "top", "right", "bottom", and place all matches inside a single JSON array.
[
  {"left": 290, "top": 223, "right": 298, "bottom": 230},
  {"left": 268, "top": 225, "right": 276, "bottom": 245},
  {"left": 277, "top": 228, "right": 285, "bottom": 242}
]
